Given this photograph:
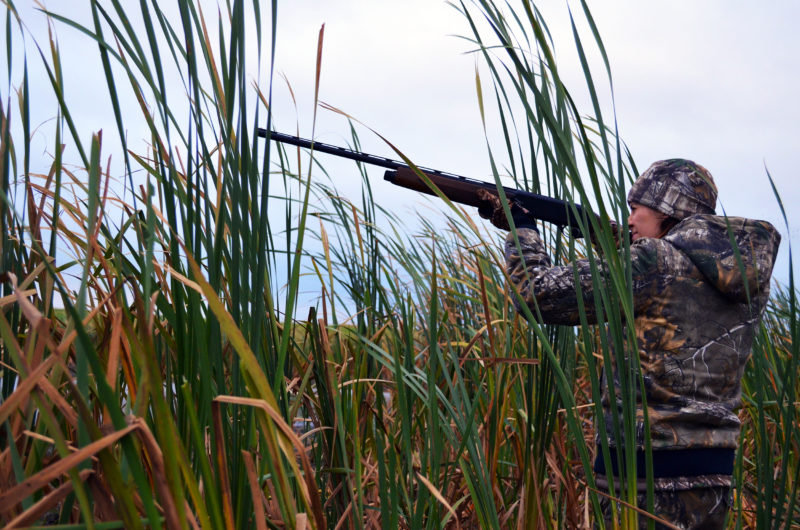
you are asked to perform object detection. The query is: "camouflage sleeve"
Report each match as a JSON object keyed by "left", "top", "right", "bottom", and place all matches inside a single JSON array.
[{"left": 504, "top": 228, "right": 659, "bottom": 325}]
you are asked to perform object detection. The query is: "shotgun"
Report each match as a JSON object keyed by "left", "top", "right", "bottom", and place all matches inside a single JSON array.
[{"left": 258, "top": 129, "right": 593, "bottom": 237}]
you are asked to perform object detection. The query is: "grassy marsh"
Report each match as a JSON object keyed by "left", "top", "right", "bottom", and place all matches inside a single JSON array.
[{"left": 0, "top": 1, "right": 797, "bottom": 528}]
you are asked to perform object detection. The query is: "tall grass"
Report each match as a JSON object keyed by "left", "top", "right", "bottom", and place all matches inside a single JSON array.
[{"left": 0, "top": 0, "right": 797, "bottom": 528}]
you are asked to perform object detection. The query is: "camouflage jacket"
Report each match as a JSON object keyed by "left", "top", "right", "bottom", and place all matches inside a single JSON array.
[{"left": 505, "top": 215, "right": 780, "bottom": 454}]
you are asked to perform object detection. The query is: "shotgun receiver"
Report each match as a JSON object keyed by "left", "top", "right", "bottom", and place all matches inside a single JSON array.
[{"left": 258, "top": 129, "right": 592, "bottom": 237}]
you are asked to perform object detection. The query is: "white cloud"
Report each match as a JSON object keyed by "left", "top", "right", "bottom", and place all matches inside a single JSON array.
[{"left": 7, "top": 0, "right": 799, "bottom": 283}]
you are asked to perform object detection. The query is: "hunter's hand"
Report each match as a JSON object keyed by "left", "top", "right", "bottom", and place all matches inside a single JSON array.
[
  {"left": 590, "top": 219, "right": 626, "bottom": 252},
  {"left": 477, "top": 189, "right": 533, "bottom": 231}
]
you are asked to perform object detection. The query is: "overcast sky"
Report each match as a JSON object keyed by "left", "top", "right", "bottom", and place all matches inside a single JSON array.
[
  {"left": 9, "top": 1, "right": 800, "bottom": 285},
  {"left": 270, "top": 1, "right": 800, "bottom": 284}
]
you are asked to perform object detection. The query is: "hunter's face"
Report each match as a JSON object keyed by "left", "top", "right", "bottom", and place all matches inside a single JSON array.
[{"left": 628, "top": 202, "right": 666, "bottom": 241}]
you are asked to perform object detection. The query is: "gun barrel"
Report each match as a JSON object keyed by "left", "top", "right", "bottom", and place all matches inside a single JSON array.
[{"left": 259, "top": 129, "right": 407, "bottom": 170}]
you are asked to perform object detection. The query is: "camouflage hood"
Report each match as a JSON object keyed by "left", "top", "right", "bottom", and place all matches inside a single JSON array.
[
  {"left": 664, "top": 214, "right": 781, "bottom": 304},
  {"left": 628, "top": 159, "right": 718, "bottom": 220}
]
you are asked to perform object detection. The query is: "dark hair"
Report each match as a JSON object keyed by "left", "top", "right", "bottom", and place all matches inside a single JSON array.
[{"left": 660, "top": 216, "right": 680, "bottom": 236}]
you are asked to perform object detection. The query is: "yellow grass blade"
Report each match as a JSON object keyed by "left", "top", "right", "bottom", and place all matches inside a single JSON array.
[{"left": 0, "top": 423, "right": 137, "bottom": 512}]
